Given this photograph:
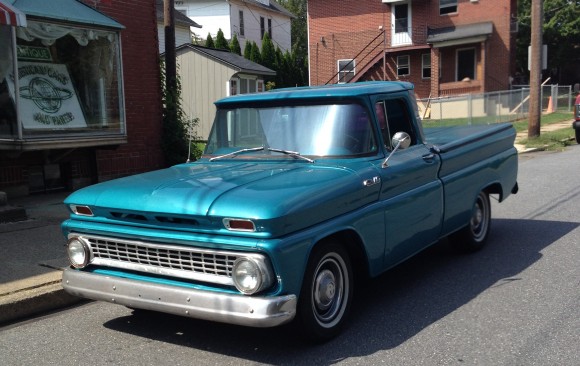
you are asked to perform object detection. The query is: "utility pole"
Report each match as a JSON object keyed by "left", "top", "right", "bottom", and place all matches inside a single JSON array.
[
  {"left": 164, "top": 0, "right": 177, "bottom": 122},
  {"left": 528, "top": 0, "right": 543, "bottom": 138}
]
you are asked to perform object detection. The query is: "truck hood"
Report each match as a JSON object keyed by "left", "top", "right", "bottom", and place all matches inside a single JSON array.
[{"left": 65, "top": 160, "right": 381, "bottom": 237}]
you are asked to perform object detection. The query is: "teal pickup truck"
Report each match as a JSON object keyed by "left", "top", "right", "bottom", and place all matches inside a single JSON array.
[{"left": 62, "top": 81, "right": 518, "bottom": 341}]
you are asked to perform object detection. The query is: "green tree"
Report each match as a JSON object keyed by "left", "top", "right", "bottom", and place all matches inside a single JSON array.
[
  {"left": 230, "top": 34, "right": 242, "bottom": 55},
  {"left": 261, "top": 32, "right": 276, "bottom": 70},
  {"left": 204, "top": 33, "right": 215, "bottom": 48},
  {"left": 516, "top": 0, "right": 580, "bottom": 83},
  {"left": 159, "top": 60, "right": 201, "bottom": 165},
  {"left": 215, "top": 28, "right": 229, "bottom": 50},
  {"left": 243, "top": 40, "right": 252, "bottom": 59},
  {"left": 250, "top": 41, "right": 262, "bottom": 64},
  {"left": 279, "top": 0, "right": 308, "bottom": 86}
]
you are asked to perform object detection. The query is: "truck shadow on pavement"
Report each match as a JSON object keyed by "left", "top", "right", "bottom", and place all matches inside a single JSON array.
[{"left": 103, "top": 218, "right": 578, "bottom": 364}]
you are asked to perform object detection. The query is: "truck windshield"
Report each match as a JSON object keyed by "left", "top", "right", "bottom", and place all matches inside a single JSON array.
[{"left": 204, "top": 103, "right": 378, "bottom": 158}]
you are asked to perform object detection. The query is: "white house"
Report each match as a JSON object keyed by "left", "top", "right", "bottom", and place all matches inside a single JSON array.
[
  {"left": 156, "top": 0, "right": 202, "bottom": 53},
  {"left": 174, "top": 0, "right": 294, "bottom": 53}
]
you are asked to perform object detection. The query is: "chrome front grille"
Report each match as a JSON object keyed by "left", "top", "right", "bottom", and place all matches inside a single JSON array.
[{"left": 80, "top": 235, "right": 244, "bottom": 286}]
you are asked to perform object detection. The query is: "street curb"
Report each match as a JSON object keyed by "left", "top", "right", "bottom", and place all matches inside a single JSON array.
[{"left": 0, "top": 272, "right": 83, "bottom": 325}]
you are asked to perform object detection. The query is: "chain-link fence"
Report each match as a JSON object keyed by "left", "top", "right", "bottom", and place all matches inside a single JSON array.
[{"left": 418, "top": 85, "right": 573, "bottom": 126}]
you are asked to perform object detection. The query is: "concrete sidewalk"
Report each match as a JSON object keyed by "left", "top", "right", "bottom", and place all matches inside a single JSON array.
[
  {"left": 0, "top": 120, "right": 575, "bottom": 325},
  {"left": 0, "top": 192, "right": 82, "bottom": 324}
]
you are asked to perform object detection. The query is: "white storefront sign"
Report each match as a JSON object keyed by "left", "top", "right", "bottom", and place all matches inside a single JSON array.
[{"left": 8, "top": 61, "right": 87, "bottom": 129}]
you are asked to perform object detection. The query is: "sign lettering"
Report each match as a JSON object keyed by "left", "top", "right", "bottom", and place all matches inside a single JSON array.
[{"left": 7, "top": 62, "right": 87, "bottom": 129}]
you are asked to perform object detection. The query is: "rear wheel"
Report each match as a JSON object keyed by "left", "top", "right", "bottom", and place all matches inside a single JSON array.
[
  {"left": 450, "top": 191, "right": 491, "bottom": 253},
  {"left": 297, "top": 242, "right": 353, "bottom": 342}
]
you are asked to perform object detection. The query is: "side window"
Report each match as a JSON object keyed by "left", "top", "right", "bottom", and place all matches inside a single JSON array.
[
  {"left": 239, "top": 11, "right": 245, "bottom": 37},
  {"left": 382, "top": 98, "right": 416, "bottom": 149},
  {"left": 440, "top": 0, "right": 458, "bottom": 15},
  {"left": 375, "top": 101, "right": 390, "bottom": 149}
]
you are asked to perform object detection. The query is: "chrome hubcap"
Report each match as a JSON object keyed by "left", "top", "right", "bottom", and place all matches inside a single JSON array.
[
  {"left": 314, "top": 269, "right": 336, "bottom": 311},
  {"left": 311, "top": 254, "right": 346, "bottom": 326}
]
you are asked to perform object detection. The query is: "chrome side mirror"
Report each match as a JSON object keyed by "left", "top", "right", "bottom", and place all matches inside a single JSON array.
[{"left": 382, "top": 132, "right": 411, "bottom": 168}]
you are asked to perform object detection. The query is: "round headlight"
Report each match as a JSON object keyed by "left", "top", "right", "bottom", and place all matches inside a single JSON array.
[
  {"left": 232, "top": 258, "right": 263, "bottom": 295},
  {"left": 67, "top": 237, "right": 90, "bottom": 268}
]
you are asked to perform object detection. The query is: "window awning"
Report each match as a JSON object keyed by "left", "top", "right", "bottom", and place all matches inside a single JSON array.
[
  {"left": 427, "top": 22, "right": 493, "bottom": 48},
  {"left": 12, "top": 0, "right": 123, "bottom": 29},
  {"left": 0, "top": 0, "right": 27, "bottom": 27}
]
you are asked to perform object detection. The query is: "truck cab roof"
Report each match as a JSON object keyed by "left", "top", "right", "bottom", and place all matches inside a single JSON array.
[{"left": 215, "top": 81, "right": 415, "bottom": 106}]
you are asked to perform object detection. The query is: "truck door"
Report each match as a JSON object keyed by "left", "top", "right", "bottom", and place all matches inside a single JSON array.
[{"left": 375, "top": 98, "right": 443, "bottom": 268}]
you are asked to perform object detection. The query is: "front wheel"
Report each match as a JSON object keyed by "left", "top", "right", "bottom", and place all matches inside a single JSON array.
[
  {"left": 575, "top": 128, "right": 580, "bottom": 144},
  {"left": 297, "top": 243, "right": 353, "bottom": 342},
  {"left": 450, "top": 191, "right": 491, "bottom": 253}
]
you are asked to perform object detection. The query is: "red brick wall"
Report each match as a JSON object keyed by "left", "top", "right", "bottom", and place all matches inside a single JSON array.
[
  {"left": 308, "top": 0, "right": 515, "bottom": 97},
  {"left": 90, "top": 0, "right": 165, "bottom": 182},
  {"left": 308, "top": 1, "right": 386, "bottom": 85}
]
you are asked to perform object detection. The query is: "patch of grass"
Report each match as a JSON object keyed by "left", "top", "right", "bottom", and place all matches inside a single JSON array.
[
  {"left": 512, "top": 112, "right": 572, "bottom": 133},
  {"left": 518, "top": 128, "right": 576, "bottom": 151}
]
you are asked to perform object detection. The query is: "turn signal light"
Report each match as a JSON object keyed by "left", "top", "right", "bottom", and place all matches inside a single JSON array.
[
  {"left": 223, "top": 218, "right": 256, "bottom": 232},
  {"left": 70, "top": 205, "right": 94, "bottom": 216}
]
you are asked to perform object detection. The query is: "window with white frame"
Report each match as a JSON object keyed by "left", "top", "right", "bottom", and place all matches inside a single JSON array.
[
  {"left": 337, "top": 59, "right": 355, "bottom": 83},
  {"left": 397, "top": 55, "right": 410, "bottom": 77},
  {"left": 440, "top": 0, "right": 458, "bottom": 15},
  {"left": 456, "top": 48, "right": 476, "bottom": 81},
  {"left": 232, "top": 76, "right": 264, "bottom": 95},
  {"left": 239, "top": 11, "right": 245, "bottom": 37},
  {"left": 229, "top": 79, "right": 238, "bottom": 96},
  {"left": 422, "top": 54, "right": 431, "bottom": 79}
]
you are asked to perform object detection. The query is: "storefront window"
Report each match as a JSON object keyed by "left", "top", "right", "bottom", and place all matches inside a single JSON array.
[{"left": 1, "top": 20, "right": 125, "bottom": 143}]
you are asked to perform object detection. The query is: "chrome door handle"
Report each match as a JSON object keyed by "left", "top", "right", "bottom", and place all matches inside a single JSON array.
[
  {"left": 422, "top": 153, "right": 436, "bottom": 162},
  {"left": 363, "top": 176, "right": 381, "bottom": 187}
]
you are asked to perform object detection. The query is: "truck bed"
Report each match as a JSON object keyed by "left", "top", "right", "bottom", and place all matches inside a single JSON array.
[{"left": 424, "top": 123, "right": 518, "bottom": 236}]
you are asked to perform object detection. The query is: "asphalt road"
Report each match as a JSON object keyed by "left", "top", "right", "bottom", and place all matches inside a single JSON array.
[{"left": 1, "top": 145, "right": 579, "bottom": 366}]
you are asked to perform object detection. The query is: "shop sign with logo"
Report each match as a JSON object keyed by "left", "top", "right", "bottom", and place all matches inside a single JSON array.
[
  {"left": 7, "top": 62, "right": 87, "bottom": 129},
  {"left": 17, "top": 46, "right": 53, "bottom": 62}
]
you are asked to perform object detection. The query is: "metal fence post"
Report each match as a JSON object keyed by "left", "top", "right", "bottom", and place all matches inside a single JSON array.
[{"left": 468, "top": 94, "right": 472, "bottom": 125}]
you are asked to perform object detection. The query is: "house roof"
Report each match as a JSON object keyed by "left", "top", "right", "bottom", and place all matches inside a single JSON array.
[
  {"left": 11, "top": 0, "right": 123, "bottom": 28},
  {"left": 175, "top": 44, "right": 276, "bottom": 76},
  {"left": 156, "top": 0, "right": 201, "bottom": 28},
  {"left": 245, "top": 0, "right": 296, "bottom": 19},
  {"left": 427, "top": 22, "right": 493, "bottom": 47}
]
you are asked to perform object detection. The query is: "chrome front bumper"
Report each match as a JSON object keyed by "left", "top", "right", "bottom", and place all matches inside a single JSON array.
[{"left": 62, "top": 269, "right": 297, "bottom": 328}]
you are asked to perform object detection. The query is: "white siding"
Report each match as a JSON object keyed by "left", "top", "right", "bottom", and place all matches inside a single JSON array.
[
  {"left": 180, "top": 1, "right": 231, "bottom": 39},
  {"left": 158, "top": 24, "right": 192, "bottom": 53},
  {"left": 177, "top": 50, "right": 236, "bottom": 140},
  {"left": 230, "top": 2, "right": 291, "bottom": 52},
  {"left": 177, "top": 0, "right": 292, "bottom": 53}
]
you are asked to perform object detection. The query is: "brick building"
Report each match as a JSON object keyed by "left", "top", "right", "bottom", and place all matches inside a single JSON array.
[
  {"left": 0, "top": 0, "right": 164, "bottom": 197},
  {"left": 307, "top": 0, "right": 517, "bottom": 99}
]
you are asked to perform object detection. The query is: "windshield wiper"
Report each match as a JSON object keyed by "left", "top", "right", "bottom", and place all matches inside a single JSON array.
[
  {"left": 209, "top": 146, "right": 265, "bottom": 161},
  {"left": 267, "top": 148, "right": 315, "bottom": 163},
  {"left": 209, "top": 146, "right": 314, "bottom": 163}
]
